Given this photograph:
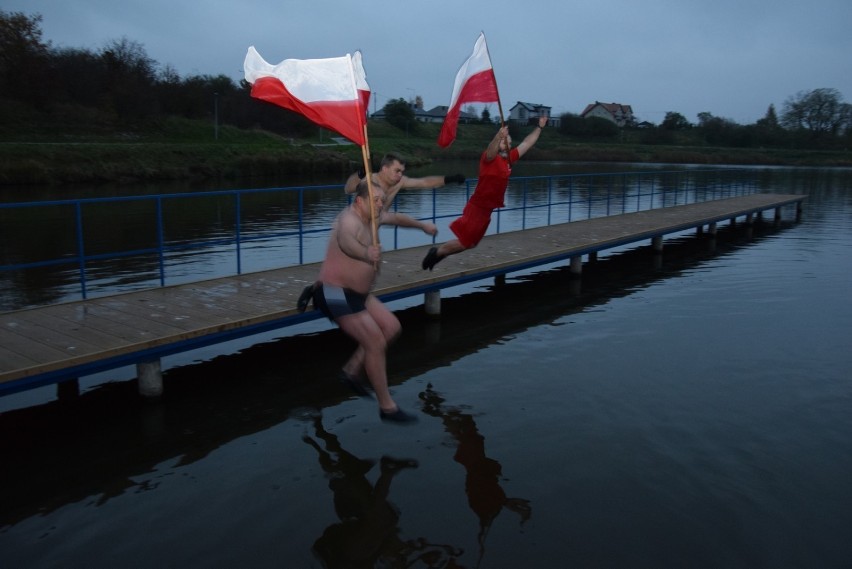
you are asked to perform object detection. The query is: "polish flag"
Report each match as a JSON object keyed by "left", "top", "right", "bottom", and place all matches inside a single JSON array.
[
  {"left": 351, "top": 50, "right": 371, "bottom": 117},
  {"left": 437, "top": 32, "right": 500, "bottom": 148},
  {"left": 244, "top": 46, "right": 370, "bottom": 145}
]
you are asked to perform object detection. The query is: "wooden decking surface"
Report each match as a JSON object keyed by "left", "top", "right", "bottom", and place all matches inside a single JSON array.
[{"left": 0, "top": 193, "right": 804, "bottom": 391}]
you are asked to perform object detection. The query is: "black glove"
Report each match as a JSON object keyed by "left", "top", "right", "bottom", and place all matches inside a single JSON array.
[{"left": 444, "top": 174, "right": 466, "bottom": 185}]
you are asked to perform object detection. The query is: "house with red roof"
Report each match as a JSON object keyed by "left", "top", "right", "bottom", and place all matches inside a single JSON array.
[{"left": 580, "top": 101, "right": 635, "bottom": 127}]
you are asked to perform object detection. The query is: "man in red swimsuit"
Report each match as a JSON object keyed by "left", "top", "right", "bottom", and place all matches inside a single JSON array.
[{"left": 422, "top": 116, "right": 547, "bottom": 270}]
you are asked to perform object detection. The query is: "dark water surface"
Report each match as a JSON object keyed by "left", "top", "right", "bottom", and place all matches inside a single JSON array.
[{"left": 2, "top": 165, "right": 851, "bottom": 568}]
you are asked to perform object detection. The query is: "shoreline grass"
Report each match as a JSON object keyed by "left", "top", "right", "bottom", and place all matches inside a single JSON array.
[{"left": 3, "top": 114, "right": 851, "bottom": 187}]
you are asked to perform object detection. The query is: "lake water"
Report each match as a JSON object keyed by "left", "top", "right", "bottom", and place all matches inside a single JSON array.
[{"left": 1, "top": 164, "right": 851, "bottom": 568}]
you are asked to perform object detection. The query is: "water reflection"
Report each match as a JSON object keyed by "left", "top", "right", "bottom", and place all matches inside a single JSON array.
[
  {"left": 419, "top": 385, "right": 531, "bottom": 565},
  {"left": 0, "top": 210, "right": 825, "bottom": 566},
  {"left": 303, "top": 412, "right": 463, "bottom": 568}
]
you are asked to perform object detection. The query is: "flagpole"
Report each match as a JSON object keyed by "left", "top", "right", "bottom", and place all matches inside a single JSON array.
[
  {"left": 347, "top": 54, "right": 379, "bottom": 267},
  {"left": 361, "top": 135, "right": 379, "bottom": 249}
]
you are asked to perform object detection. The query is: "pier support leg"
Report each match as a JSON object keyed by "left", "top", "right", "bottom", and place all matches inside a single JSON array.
[
  {"left": 796, "top": 202, "right": 803, "bottom": 221},
  {"left": 588, "top": 251, "right": 598, "bottom": 264},
  {"left": 137, "top": 359, "right": 163, "bottom": 399},
  {"left": 709, "top": 222, "right": 717, "bottom": 236},
  {"left": 746, "top": 213, "right": 754, "bottom": 226},
  {"left": 57, "top": 378, "right": 79, "bottom": 401},
  {"left": 774, "top": 207, "right": 782, "bottom": 224},
  {"left": 495, "top": 274, "right": 506, "bottom": 287},
  {"left": 424, "top": 290, "right": 441, "bottom": 317},
  {"left": 652, "top": 235, "right": 664, "bottom": 252},
  {"left": 696, "top": 225, "right": 704, "bottom": 235},
  {"left": 569, "top": 256, "right": 582, "bottom": 275}
]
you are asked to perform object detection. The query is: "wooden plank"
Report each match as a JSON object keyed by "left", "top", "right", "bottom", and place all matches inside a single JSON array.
[
  {"left": 22, "top": 310, "right": 133, "bottom": 350},
  {"left": 0, "top": 345, "right": 38, "bottom": 371}
]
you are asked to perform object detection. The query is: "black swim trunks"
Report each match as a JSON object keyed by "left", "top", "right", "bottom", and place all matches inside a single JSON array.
[{"left": 312, "top": 283, "right": 368, "bottom": 321}]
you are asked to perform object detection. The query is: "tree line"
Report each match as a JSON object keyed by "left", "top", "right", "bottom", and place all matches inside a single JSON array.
[
  {"left": 2, "top": 11, "right": 850, "bottom": 150},
  {"left": 0, "top": 11, "right": 318, "bottom": 137},
  {"left": 557, "top": 91, "right": 851, "bottom": 149}
]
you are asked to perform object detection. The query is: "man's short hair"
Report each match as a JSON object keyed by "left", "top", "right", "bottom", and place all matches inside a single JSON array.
[
  {"left": 355, "top": 181, "right": 385, "bottom": 203},
  {"left": 355, "top": 180, "right": 371, "bottom": 199},
  {"left": 380, "top": 152, "right": 406, "bottom": 169}
]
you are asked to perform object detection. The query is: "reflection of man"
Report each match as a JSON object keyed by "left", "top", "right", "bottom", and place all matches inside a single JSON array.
[
  {"left": 419, "top": 385, "right": 531, "bottom": 556},
  {"left": 303, "top": 414, "right": 462, "bottom": 567}
]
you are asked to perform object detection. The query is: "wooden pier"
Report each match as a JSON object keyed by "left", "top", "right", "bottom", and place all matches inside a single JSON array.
[{"left": 0, "top": 193, "right": 804, "bottom": 397}]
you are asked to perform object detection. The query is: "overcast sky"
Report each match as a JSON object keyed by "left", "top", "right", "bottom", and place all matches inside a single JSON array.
[{"left": 8, "top": 0, "right": 852, "bottom": 125}]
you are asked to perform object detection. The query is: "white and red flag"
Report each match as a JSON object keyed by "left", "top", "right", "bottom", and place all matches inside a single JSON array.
[
  {"left": 437, "top": 32, "right": 500, "bottom": 148},
  {"left": 244, "top": 46, "right": 370, "bottom": 145}
]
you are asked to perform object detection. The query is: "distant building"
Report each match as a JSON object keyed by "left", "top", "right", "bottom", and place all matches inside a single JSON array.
[
  {"left": 508, "top": 102, "right": 558, "bottom": 127},
  {"left": 421, "top": 105, "right": 479, "bottom": 124},
  {"left": 580, "top": 101, "right": 635, "bottom": 127},
  {"left": 371, "top": 101, "right": 478, "bottom": 124}
]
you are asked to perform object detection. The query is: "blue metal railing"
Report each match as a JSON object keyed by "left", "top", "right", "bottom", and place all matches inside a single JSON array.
[{"left": 0, "top": 169, "right": 758, "bottom": 310}]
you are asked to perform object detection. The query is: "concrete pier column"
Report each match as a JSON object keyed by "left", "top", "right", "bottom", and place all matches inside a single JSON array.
[
  {"left": 588, "top": 251, "right": 598, "bottom": 263},
  {"left": 796, "top": 202, "right": 803, "bottom": 221},
  {"left": 137, "top": 359, "right": 163, "bottom": 399},
  {"left": 709, "top": 222, "right": 717, "bottom": 236},
  {"left": 495, "top": 274, "right": 506, "bottom": 287},
  {"left": 569, "top": 255, "right": 583, "bottom": 275},
  {"left": 652, "top": 235, "right": 664, "bottom": 252},
  {"left": 774, "top": 207, "right": 782, "bottom": 223},
  {"left": 57, "top": 378, "right": 79, "bottom": 400},
  {"left": 425, "top": 290, "right": 441, "bottom": 316},
  {"left": 746, "top": 213, "right": 754, "bottom": 225},
  {"left": 696, "top": 225, "right": 704, "bottom": 235}
]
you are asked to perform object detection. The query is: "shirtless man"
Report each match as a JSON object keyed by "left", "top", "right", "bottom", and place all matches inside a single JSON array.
[
  {"left": 344, "top": 152, "right": 465, "bottom": 208},
  {"left": 309, "top": 181, "right": 437, "bottom": 424}
]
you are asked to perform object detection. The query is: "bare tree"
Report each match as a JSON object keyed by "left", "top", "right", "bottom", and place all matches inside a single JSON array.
[{"left": 781, "top": 88, "right": 848, "bottom": 137}]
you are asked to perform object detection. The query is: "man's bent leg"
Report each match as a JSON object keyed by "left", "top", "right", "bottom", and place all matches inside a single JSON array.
[{"left": 336, "top": 310, "right": 395, "bottom": 411}]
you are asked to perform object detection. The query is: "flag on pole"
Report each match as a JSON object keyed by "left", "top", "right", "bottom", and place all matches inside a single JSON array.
[
  {"left": 437, "top": 32, "right": 500, "bottom": 148},
  {"left": 244, "top": 46, "right": 370, "bottom": 145},
  {"left": 352, "top": 50, "right": 371, "bottom": 117}
]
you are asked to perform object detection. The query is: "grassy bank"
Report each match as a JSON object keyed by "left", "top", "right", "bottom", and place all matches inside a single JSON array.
[{"left": 3, "top": 109, "right": 851, "bottom": 187}]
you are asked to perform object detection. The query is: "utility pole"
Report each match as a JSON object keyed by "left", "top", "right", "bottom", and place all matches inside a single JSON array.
[{"left": 214, "top": 92, "right": 219, "bottom": 140}]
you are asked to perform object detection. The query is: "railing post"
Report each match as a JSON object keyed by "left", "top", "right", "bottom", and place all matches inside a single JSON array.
[
  {"left": 156, "top": 197, "right": 165, "bottom": 287},
  {"left": 235, "top": 192, "right": 242, "bottom": 274},
  {"left": 74, "top": 201, "right": 88, "bottom": 299}
]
